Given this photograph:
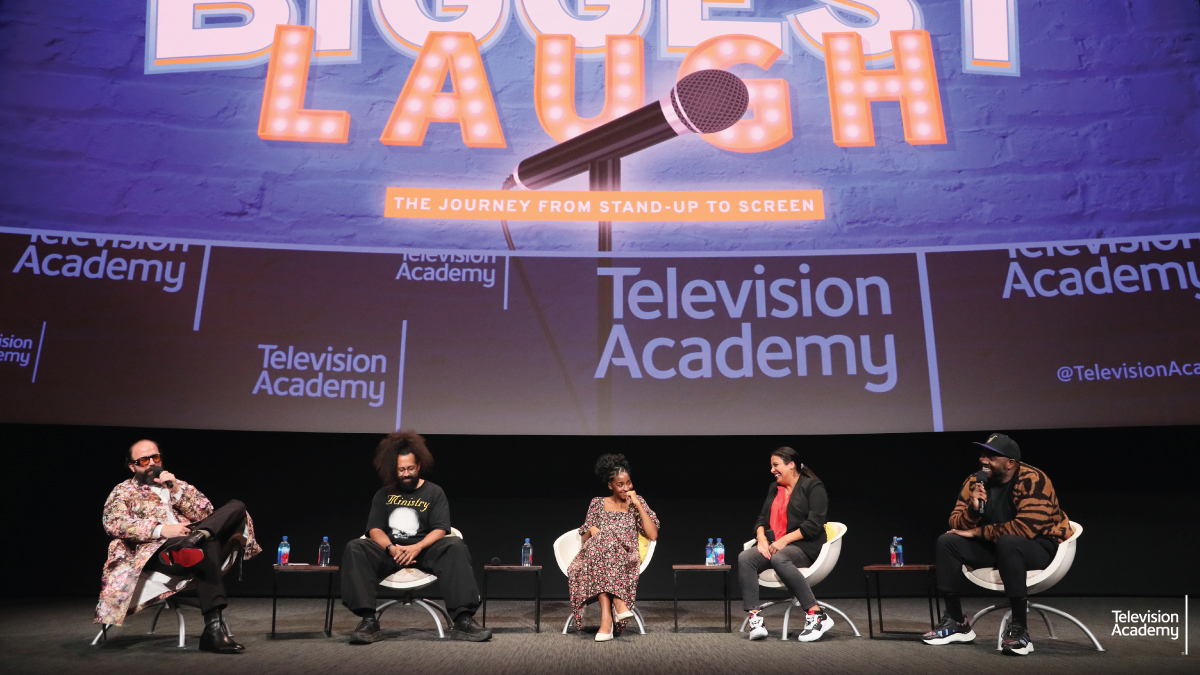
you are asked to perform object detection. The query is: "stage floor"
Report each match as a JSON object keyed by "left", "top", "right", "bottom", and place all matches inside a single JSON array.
[{"left": 0, "top": 597, "right": 1190, "bottom": 675}]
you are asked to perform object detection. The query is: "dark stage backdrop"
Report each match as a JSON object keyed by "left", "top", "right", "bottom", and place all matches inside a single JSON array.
[{"left": 2, "top": 423, "right": 1197, "bottom": 606}]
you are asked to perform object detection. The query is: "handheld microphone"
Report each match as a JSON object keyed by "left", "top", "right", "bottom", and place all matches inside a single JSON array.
[
  {"left": 149, "top": 464, "right": 174, "bottom": 489},
  {"left": 973, "top": 470, "right": 988, "bottom": 512},
  {"left": 506, "top": 69, "right": 749, "bottom": 191}
]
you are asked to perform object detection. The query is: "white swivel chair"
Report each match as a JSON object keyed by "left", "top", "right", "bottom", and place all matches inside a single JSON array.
[
  {"left": 738, "top": 522, "right": 861, "bottom": 640},
  {"left": 553, "top": 529, "right": 656, "bottom": 635},
  {"left": 92, "top": 529, "right": 247, "bottom": 648},
  {"left": 369, "top": 527, "right": 464, "bottom": 639},
  {"left": 963, "top": 520, "right": 1103, "bottom": 651}
]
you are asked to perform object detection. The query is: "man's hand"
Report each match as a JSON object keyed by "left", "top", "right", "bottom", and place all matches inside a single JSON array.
[
  {"left": 161, "top": 523, "right": 191, "bottom": 538},
  {"left": 947, "top": 528, "right": 982, "bottom": 538},
  {"left": 756, "top": 538, "right": 772, "bottom": 560},
  {"left": 155, "top": 470, "right": 181, "bottom": 493},
  {"left": 390, "top": 543, "right": 423, "bottom": 566},
  {"left": 970, "top": 481, "right": 987, "bottom": 511}
]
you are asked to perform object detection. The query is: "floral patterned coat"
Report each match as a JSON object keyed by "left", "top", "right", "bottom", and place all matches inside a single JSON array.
[{"left": 94, "top": 478, "right": 261, "bottom": 626}]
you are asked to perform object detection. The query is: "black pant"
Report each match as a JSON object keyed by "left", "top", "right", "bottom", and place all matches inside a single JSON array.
[
  {"left": 935, "top": 533, "right": 1056, "bottom": 598},
  {"left": 341, "top": 536, "right": 481, "bottom": 622},
  {"left": 146, "top": 499, "right": 248, "bottom": 613}
]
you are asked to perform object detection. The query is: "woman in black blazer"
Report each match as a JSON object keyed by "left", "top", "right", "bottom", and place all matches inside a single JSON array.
[{"left": 738, "top": 446, "right": 832, "bottom": 642}]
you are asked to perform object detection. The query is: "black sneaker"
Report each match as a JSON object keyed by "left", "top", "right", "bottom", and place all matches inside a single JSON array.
[
  {"left": 452, "top": 615, "right": 493, "bottom": 642},
  {"left": 350, "top": 615, "right": 384, "bottom": 644},
  {"left": 1001, "top": 622, "right": 1034, "bottom": 655},
  {"left": 921, "top": 614, "right": 976, "bottom": 645}
]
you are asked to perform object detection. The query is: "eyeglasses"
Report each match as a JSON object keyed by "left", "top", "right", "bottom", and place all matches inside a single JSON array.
[
  {"left": 397, "top": 466, "right": 420, "bottom": 476},
  {"left": 130, "top": 453, "right": 162, "bottom": 467}
]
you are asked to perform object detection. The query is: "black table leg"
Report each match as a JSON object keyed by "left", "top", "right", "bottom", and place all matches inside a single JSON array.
[
  {"left": 271, "top": 570, "right": 278, "bottom": 638},
  {"left": 673, "top": 570, "right": 679, "bottom": 632},
  {"left": 481, "top": 570, "right": 489, "bottom": 628},
  {"left": 926, "top": 568, "right": 936, "bottom": 628},
  {"left": 875, "top": 571, "right": 885, "bottom": 633},
  {"left": 534, "top": 570, "right": 541, "bottom": 633},
  {"left": 325, "top": 571, "right": 334, "bottom": 637},
  {"left": 865, "top": 572, "right": 874, "bottom": 639},
  {"left": 724, "top": 569, "right": 731, "bottom": 632}
]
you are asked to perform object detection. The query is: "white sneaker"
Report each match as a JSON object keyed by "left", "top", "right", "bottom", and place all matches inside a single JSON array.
[
  {"left": 747, "top": 610, "right": 768, "bottom": 641},
  {"left": 796, "top": 610, "right": 833, "bottom": 642}
]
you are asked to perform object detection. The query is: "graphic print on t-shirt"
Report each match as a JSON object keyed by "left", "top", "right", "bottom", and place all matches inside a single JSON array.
[{"left": 389, "top": 507, "right": 420, "bottom": 539}]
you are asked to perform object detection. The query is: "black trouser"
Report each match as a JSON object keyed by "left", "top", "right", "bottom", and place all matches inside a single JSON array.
[
  {"left": 341, "top": 536, "right": 481, "bottom": 622},
  {"left": 935, "top": 533, "right": 1056, "bottom": 599},
  {"left": 146, "top": 499, "right": 248, "bottom": 614}
]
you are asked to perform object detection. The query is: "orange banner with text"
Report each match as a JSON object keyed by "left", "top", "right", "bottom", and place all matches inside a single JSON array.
[{"left": 385, "top": 188, "right": 825, "bottom": 222}]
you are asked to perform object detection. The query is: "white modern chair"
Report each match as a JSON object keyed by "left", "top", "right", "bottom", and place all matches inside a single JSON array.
[
  {"left": 963, "top": 520, "right": 1103, "bottom": 651},
  {"left": 371, "top": 527, "right": 464, "bottom": 639},
  {"left": 738, "top": 522, "right": 861, "bottom": 640},
  {"left": 92, "top": 528, "right": 247, "bottom": 648},
  {"left": 553, "top": 529, "right": 656, "bottom": 635}
]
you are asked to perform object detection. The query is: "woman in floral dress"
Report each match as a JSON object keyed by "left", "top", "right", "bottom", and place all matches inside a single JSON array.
[{"left": 568, "top": 453, "right": 660, "bottom": 641}]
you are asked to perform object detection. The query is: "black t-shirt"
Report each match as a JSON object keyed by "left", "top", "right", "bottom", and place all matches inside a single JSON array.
[
  {"left": 365, "top": 481, "right": 451, "bottom": 546},
  {"left": 981, "top": 476, "right": 1017, "bottom": 526}
]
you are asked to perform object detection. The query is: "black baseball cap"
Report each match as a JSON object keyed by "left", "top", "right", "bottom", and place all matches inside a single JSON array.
[{"left": 974, "top": 433, "right": 1021, "bottom": 460}]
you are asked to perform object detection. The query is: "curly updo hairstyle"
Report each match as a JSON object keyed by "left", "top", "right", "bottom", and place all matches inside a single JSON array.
[
  {"left": 374, "top": 429, "right": 435, "bottom": 486},
  {"left": 594, "top": 453, "right": 632, "bottom": 486}
]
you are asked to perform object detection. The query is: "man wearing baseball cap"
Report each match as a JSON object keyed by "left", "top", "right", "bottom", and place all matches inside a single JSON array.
[{"left": 921, "top": 433, "right": 1073, "bottom": 656}]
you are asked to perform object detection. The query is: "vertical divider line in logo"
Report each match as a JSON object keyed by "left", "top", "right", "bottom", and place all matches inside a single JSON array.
[
  {"left": 916, "top": 252, "right": 945, "bottom": 432},
  {"left": 1185, "top": 594, "right": 1189, "bottom": 656},
  {"left": 193, "top": 246, "right": 212, "bottom": 332},
  {"left": 31, "top": 321, "right": 46, "bottom": 383},
  {"left": 503, "top": 255, "right": 510, "bottom": 310},
  {"left": 395, "top": 319, "right": 409, "bottom": 431}
]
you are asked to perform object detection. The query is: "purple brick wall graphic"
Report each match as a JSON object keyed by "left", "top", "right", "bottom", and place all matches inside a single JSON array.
[{"left": 0, "top": 0, "right": 1197, "bottom": 252}]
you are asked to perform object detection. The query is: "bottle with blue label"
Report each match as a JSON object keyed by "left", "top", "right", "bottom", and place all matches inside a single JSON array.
[
  {"left": 318, "top": 536, "right": 331, "bottom": 566},
  {"left": 277, "top": 536, "right": 290, "bottom": 565},
  {"left": 521, "top": 538, "right": 533, "bottom": 566},
  {"left": 714, "top": 538, "right": 726, "bottom": 565},
  {"left": 705, "top": 538, "right": 715, "bottom": 566},
  {"left": 890, "top": 537, "right": 904, "bottom": 566}
]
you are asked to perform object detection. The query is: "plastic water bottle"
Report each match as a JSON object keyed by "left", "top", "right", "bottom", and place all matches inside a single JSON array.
[
  {"left": 890, "top": 537, "right": 904, "bottom": 566},
  {"left": 318, "top": 536, "right": 331, "bottom": 566},
  {"left": 714, "top": 538, "right": 726, "bottom": 565},
  {"left": 521, "top": 538, "right": 533, "bottom": 566},
  {"left": 277, "top": 536, "right": 290, "bottom": 565},
  {"left": 705, "top": 538, "right": 715, "bottom": 566}
]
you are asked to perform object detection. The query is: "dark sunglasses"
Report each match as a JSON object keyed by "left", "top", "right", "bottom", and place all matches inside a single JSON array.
[{"left": 130, "top": 453, "right": 162, "bottom": 467}]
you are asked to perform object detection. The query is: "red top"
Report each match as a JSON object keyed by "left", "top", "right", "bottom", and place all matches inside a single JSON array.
[{"left": 769, "top": 485, "right": 789, "bottom": 542}]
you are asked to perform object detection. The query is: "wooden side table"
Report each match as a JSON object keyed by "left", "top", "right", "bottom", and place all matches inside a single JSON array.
[
  {"left": 672, "top": 564, "right": 732, "bottom": 632},
  {"left": 272, "top": 564, "right": 338, "bottom": 637},
  {"left": 481, "top": 565, "right": 542, "bottom": 632},
  {"left": 862, "top": 564, "right": 941, "bottom": 638}
]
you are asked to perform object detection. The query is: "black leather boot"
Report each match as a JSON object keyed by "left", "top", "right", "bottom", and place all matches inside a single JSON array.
[{"left": 199, "top": 608, "right": 244, "bottom": 653}]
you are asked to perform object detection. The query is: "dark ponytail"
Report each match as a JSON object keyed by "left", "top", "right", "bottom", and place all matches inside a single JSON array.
[{"left": 771, "top": 446, "right": 819, "bottom": 481}]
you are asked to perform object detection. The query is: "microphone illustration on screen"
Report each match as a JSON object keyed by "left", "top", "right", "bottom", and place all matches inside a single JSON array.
[{"left": 503, "top": 69, "right": 750, "bottom": 191}]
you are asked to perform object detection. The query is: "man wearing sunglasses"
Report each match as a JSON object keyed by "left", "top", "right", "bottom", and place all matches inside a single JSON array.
[{"left": 95, "top": 440, "right": 261, "bottom": 654}]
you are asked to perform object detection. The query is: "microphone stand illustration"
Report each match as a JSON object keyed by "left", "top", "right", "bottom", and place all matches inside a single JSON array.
[{"left": 498, "top": 70, "right": 750, "bottom": 432}]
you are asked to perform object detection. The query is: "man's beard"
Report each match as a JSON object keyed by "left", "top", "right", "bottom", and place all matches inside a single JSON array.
[
  {"left": 134, "top": 467, "right": 156, "bottom": 485},
  {"left": 397, "top": 476, "right": 419, "bottom": 492}
]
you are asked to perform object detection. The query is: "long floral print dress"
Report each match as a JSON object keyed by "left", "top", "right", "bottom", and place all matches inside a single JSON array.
[{"left": 567, "top": 495, "right": 659, "bottom": 632}]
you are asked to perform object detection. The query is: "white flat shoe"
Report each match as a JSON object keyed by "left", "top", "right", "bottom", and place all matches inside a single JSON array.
[
  {"left": 595, "top": 631, "right": 614, "bottom": 642},
  {"left": 614, "top": 610, "right": 635, "bottom": 621}
]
